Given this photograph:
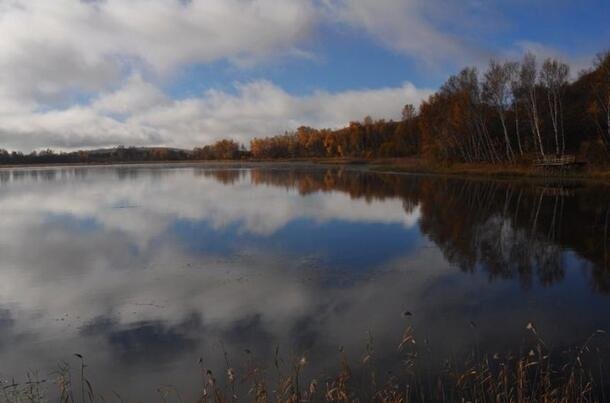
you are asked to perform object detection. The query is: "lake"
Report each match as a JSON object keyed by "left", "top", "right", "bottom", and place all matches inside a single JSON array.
[{"left": 0, "top": 163, "right": 609, "bottom": 400}]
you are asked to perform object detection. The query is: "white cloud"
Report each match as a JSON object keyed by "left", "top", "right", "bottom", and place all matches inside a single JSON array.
[
  {"left": 0, "top": 0, "right": 315, "bottom": 104},
  {"left": 322, "top": 0, "right": 494, "bottom": 68},
  {"left": 0, "top": 79, "right": 433, "bottom": 151},
  {"left": 92, "top": 74, "right": 169, "bottom": 115}
]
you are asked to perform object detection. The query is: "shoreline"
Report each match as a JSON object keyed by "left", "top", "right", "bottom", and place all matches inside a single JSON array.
[
  {"left": 367, "top": 159, "right": 610, "bottom": 184},
  {"left": 1, "top": 157, "right": 610, "bottom": 184}
]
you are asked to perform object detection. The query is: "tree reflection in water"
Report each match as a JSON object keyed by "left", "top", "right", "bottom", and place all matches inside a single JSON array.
[{"left": 234, "top": 167, "right": 610, "bottom": 293}]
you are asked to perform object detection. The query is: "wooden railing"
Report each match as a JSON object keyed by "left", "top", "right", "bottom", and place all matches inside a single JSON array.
[{"left": 533, "top": 155, "right": 577, "bottom": 166}]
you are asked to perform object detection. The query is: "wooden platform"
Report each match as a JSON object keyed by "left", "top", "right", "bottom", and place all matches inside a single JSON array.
[{"left": 533, "top": 155, "right": 585, "bottom": 168}]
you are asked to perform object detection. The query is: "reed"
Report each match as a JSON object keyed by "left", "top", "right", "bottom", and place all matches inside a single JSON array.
[{"left": 1, "top": 323, "right": 607, "bottom": 402}]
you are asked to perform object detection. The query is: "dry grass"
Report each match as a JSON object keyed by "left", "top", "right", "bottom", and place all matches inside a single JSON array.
[
  {"left": 369, "top": 158, "right": 610, "bottom": 184},
  {"left": 196, "top": 323, "right": 608, "bottom": 403},
  {"left": 1, "top": 323, "right": 607, "bottom": 402}
]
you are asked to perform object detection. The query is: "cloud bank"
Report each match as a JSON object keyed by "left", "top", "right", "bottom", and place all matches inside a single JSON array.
[
  {"left": 0, "top": 0, "right": 594, "bottom": 151},
  {"left": 0, "top": 0, "right": 438, "bottom": 151},
  {"left": 0, "top": 77, "right": 432, "bottom": 151}
]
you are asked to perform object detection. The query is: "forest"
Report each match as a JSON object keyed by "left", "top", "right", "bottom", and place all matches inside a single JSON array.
[
  {"left": 0, "top": 51, "right": 608, "bottom": 167},
  {"left": 248, "top": 51, "right": 610, "bottom": 163}
]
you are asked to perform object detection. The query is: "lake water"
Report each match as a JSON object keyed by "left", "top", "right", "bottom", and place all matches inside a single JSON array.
[{"left": 0, "top": 164, "right": 609, "bottom": 400}]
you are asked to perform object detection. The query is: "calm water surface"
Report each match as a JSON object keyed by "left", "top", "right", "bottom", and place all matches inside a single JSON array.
[{"left": 0, "top": 164, "right": 609, "bottom": 399}]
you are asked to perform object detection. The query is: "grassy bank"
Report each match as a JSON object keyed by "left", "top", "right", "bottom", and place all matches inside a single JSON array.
[{"left": 362, "top": 158, "right": 610, "bottom": 183}]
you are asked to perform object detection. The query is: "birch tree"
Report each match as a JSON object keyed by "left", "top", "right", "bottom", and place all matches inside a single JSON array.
[
  {"left": 441, "top": 68, "right": 499, "bottom": 162},
  {"left": 540, "top": 58, "right": 570, "bottom": 156},
  {"left": 518, "top": 53, "right": 545, "bottom": 158},
  {"left": 510, "top": 72, "right": 525, "bottom": 155},
  {"left": 483, "top": 60, "right": 518, "bottom": 161}
]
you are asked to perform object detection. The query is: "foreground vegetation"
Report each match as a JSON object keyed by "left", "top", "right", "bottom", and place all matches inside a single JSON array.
[{"left": 1, "top": 324, "right": 608, "bottom": 402}]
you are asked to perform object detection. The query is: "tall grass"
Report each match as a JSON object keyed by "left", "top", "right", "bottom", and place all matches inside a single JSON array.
[{"left": 1, "top": 323, "right": 607, "bottom": 402}]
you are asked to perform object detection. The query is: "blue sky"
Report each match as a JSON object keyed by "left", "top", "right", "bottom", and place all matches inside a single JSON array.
[
  {"left": 0, "top": 0, "right": 607, "bottom": 151},
  {"left": 169, "top": 0, "right": 610, "bottom": 96}
]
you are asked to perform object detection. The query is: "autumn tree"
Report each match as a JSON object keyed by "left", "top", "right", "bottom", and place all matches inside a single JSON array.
[
  {"left": 589, "top": 51, "right": 610, "bottom": 150},
  {"left": 402, "top": 104, "right": 416, "bottom": 121}
]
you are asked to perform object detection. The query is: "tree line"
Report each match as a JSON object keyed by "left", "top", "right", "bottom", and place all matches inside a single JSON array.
[
  {"left": 249, "top": 51, "right": 610, "bottom": 163},
  {"left": 0, "top": 50, "right": 608, "bottom": 166},
  {"left": 0, "top": 142, "right": 249, "bottom": 165}
]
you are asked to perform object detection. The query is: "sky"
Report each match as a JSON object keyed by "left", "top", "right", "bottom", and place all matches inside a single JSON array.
[{"left": 0, "top": 0, "right": 608, "bottom": 151}]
